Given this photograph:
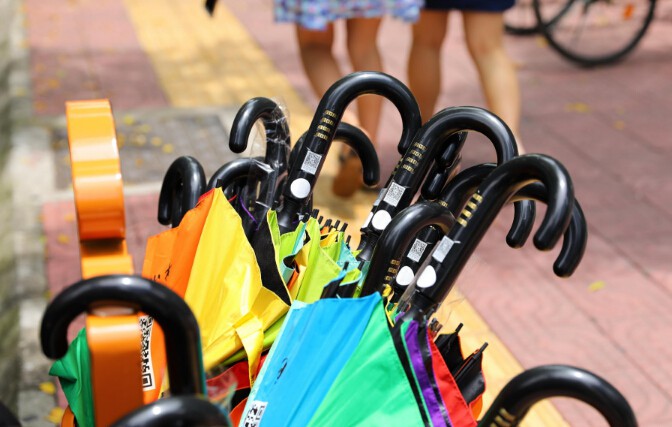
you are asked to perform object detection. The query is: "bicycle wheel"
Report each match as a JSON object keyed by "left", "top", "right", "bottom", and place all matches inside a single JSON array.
[
  {"left": 505, "top": 0, "right": 540, "bottom": 35},
  {"left": 534, "top": 0, "right": 656, "bottom": 66}
]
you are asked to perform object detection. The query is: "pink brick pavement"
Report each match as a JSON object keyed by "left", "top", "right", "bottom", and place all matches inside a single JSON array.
[{"left": 25, "top": 0, "right": 168, "bottom": 115}]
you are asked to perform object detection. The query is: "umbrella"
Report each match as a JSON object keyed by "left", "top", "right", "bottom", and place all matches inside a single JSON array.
[
  {"left": 438, "top": 162, "right": 587, "bottom": 277},
  {"left": 42, "top": 275, "right": 206, "bottom": 427},
  {"left": 273, "top": 71, "right": 420, "bottom": 232},
  {"left": 360, "top": 201, "right": 455, "bottom": 299},
  {"left": 479, "top": 365, "right": 638, "bottom": 427},
  {"left": 356, "top": 106, "right": 535, "bottom": 262},
  {"left": 400, "top": 154, "right": 575, "bottom": 317},
  {"left": 222, "top": 97, "right": 290, "bottom": 237},
  {"left": 240, "top": 293, "right": 429, "bottom": 426}
]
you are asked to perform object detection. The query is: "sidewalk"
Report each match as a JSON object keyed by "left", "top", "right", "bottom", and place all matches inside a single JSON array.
[{"left": 13, "top": 0, "right": 672, "bottom": 425}]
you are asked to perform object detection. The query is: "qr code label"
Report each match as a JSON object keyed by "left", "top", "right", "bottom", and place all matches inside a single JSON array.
[
  {"left": 139, "top": 316, "right": 155, "bottom": 391},
  {"left": 382, "top": 181, "right": 405, "bottom": 207},
  {"left": 432, "top": 236, "right": 458, "bottom": 263},
  {"left": 244, "top": 401, "right": 268, "bottom": 427},
  {"left": 407, "top": 239, "right": 428, "bottom": 263},
  {"left": 301, "top": 149, "right": 322, "bottom": 175}
]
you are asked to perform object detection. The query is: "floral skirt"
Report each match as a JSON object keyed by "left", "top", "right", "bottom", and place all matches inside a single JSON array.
[{"left": 274, "top": 0, "right": 424, "bottom": 30}]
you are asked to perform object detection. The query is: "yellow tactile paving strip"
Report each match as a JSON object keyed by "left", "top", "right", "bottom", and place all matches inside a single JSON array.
[{"left": 124, "top": 1, "right": 567, "bottom": 424}]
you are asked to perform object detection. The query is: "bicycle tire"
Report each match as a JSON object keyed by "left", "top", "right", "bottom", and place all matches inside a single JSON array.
[
  {"left": 505, "top": 0, "right": 540, "bottom": 35},
  {"left": 533, "top": 0, "right": 656, "bottom": 66}
]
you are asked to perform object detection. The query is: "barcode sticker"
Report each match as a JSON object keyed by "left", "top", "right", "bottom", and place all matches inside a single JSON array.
[
  {"left": 407, "top": 239, "right": 428, "bottom": 263},
  {"left": 382, "top": 181, "right": 405, "bottom": 207},
  {"left": 432, "top": 236, "right": 459, "bottom": 262},
  {"left": 139, "top": 316, "right": 155, "bottom": 391},
  {"left": 244, "top": 401, "right": 268, "bottom": 427},
  {"left": 301, "top": 149, "right": 322, "bottom": 175}
]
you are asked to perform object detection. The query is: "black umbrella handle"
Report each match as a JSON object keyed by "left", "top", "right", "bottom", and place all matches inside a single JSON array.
[
  {"left": 40, "top": 275, "right": 205, "bottom": 397},
  {"left": 207, "top": 157, "right": 262, "bottom": 191},
  {"left": 277, "top": 72, "right": 419, "bottom": 232},
  {"left": 410, "top": 154, "right": 574, "bottom": 315},
  {"left": 478, "top": 365, "right": 638, "bottom": 427},
  {"left": 443, "top": 165, "right": 585, "bottom": 277},
  {"left": 360, "top": 201, "right": 454, "bottom": 296},
  {"left": 419, "top": 131, "right": 467, "bottom": 200},
  {"left": 111, "top": 396, "right": 231, "bottom": 427},
  {"left": 0, "top": 401, "right": 20, "bottom": 426},
  {"left": 512, "top": 181, "right": 587, "bottom": 277},
  {"left": 229, "top": 97, "right": 290, "bottom": 172},
  {"left": 158, "top": 156, "right": 206, "bottom": 228},
  {"left": 357, "top": 107, "right": 533, "bottom": 261},
  {"left": 277, "top": 120, "right": 380, "bottom": 232},
  {"left": 440, "top": 162, "right": 538, "bottom": 250},
  {"left": 292, "top": 122, "right": 380, "bottom": 187}
]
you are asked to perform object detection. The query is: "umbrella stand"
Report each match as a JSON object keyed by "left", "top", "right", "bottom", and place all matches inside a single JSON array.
[
  {"left": 66, "top": 99, "right": 134, "bottom": 278},
  {"left": 62, "top": 99, "right": 144, "bottom": 426}
]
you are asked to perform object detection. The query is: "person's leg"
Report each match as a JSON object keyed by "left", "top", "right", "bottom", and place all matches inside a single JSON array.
[
  {"left": 462, "top": 11, "right": 524, "bottom": 150},
  {"left": 295, "top": 23, "right": 341, "bottom": 97},
  {"left": 408, "top": 10, "right": 449, "bottom": 122},
  {"left": 345, "top": 18, "right": 383, "bottom": 142}
]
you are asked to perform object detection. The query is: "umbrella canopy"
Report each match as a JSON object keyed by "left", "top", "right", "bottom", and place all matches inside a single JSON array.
[{"left": 240, "top": 293, "right": 430, "bottom": 426}]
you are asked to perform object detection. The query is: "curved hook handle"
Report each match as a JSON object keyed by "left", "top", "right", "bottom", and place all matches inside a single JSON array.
[
  {"left": 420, "top": 131, "right": 467, "bottom": 200},
  {"left": 278, "top": 119, "right": 380, "bottom": 231},
  {"left": 207, "top": 157, "right": 262, "bottom": 191},
  {"left": 513, "top": 182, "right": 587, "bottom": 277},
  {"left": 478, "top": 365, "right": 637, "bottom": 427},
  {"left": 229, "top": 97, "right": 290, "bottom": 171},
  {"left": 409, "top": 154, "right": 574, "bottom": 315},
  {"left": 360, "top": 201, "right": 455, "bottom": 297},
  {"left": 440, "top": 162, "right": 536, "bottom": 250},
  {"left": 111, "top": 396, "right": 231, "bottom": 427},
  {"left": 292, "top": 121, "right": 380, "bottom": 186},
  {"left": 158, "top": 156, "right": 206, "bottom": 228},
  {"left": 313, "top": 71, "right": 421, "bottom": 155},
  {"left": 441, "top": 163, "right": 586, "bottom": 276},
  {"left": 40, "top": 275, "right": 205, "bottom": 396},
  {"left": 358, "top": 106, "right": 532, "bottom": 261}
]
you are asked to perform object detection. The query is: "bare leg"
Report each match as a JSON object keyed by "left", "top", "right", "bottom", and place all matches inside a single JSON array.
[
  {"left": 462, "top": 11, "right": 524, "bottom": 151},
  {"left": 408, "top": 10, "right": 449, "bottom": 123},
  {"left": 346, "top": 18, "right": 383, "bottom": 143},
  {"left": 295, "top": 24, "right": 341, "bottom": 97}
]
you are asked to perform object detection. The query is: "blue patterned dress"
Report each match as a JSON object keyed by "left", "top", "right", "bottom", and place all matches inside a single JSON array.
[{"left": 274, "top": 0, "right": 424, "bottom": 30}]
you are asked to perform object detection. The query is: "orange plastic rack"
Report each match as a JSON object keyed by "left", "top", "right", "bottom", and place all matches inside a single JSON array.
[{"left": 64, "top": 100, "right": 144, "bottom": 426}]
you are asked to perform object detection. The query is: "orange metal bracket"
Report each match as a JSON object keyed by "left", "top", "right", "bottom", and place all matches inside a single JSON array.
[
  {"left": 63, "top": 100, "right": 144, "bottom": 425},
  {"left": 66, "top": 99, "right": 134, "bottom": 277}
]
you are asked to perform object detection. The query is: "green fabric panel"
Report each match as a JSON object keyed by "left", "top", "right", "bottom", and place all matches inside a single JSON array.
[
  {"left": 307, "top": 302, "right": 425, "bottom": 427},
  {"left": 295, "top": 219, "right": 341, "bottom": 303},
  {"left": 278, "top": 219, "right": 307, "bottom": 283},
  {"left": 48, "top": 328, "right": 94, "bottom": 427}
]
